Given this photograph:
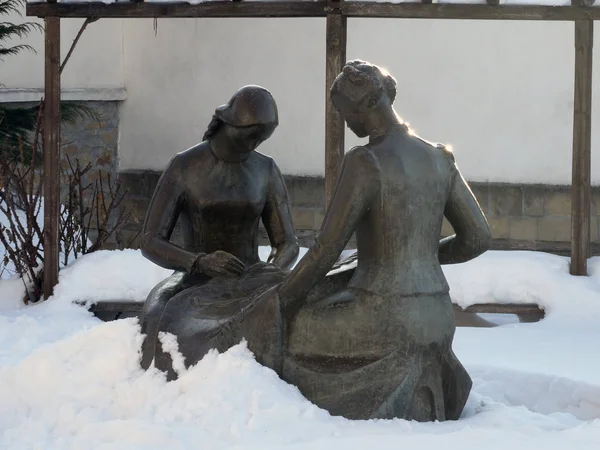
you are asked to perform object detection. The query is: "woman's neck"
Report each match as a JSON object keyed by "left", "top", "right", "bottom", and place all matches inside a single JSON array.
[
  {"left": 210, "top": 130, "right": 251, "bottom": 163},
  {"left": 368, "top": 114, "right": 407, "bottom": 143}
]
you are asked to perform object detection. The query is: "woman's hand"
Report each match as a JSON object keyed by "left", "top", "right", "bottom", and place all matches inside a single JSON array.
[
  {"left": 192, "top": 251, "right": 245, "bottom": 278},
  {"left": 247, "top": 261, "right": 281, "bottom": 273}
]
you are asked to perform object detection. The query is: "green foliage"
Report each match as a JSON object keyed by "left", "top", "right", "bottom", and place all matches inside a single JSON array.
[
  {"left": 0, "top": 0, "right": 99, "bottom": 166},
  {"left": 0, "top": 103, "right": 101, "bottom": 166},
  {"left": 0, "top": 0, "right": 42, "bottom": 61}
]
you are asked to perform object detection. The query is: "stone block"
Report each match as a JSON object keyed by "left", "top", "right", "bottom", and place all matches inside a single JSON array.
[
  {"left": 489, "top": 185, "right": 523, "bottom": 217},
  {"left": 72, "top": 154, "right": 91, "bottom": 169},
  {"left": 115, "top": 228, "right": 142, "bottom": 249},
  {"left": 538, "top": 217, "right": 571, "bottom": 242},
  {"left": 85, "top": 169, "right": 108, "bottom": 185},
  {"left": 591, "top": 217, "right": 599, "bottom": 243},
  {"left": 544, "top": 190, "right": 571, "bottom": 217},
  {"left": 85, "top": 121, "right": 108, "bottom": 131},
  {"left": 119, "top": 170, "right": 161, "bottom": 197},
  {"left": 96, "top": 151, "right": 114, "bottom": 167},
  {"left": 314, "top": 208, "right": 325, "bottom": 229},
  {"left": 286, "top": 176, "right": 324, "bottom": 208},
  {"left": 103, "top": 132, "right": 116, "bottom": 145},
  {"left": 522, "top": 186, "right": 545, "bottom": 216},
  {"left": 63, "top": 144, "right": 79, "bottom": 155},
  {"left": 591, "top": 191, "right": 600, "bottom": 216},
  {"left": 488, "top": 217, "right": 509, "bottom": 239},
  {"left": 509, "top": 217, "right": 538, "bottom": 241},
  {"left": 441, "top": 218, "right": 454, "bottom": 237},
  {"left": 468, "top": 183, "right": 489, "bottom": 214},
  {"left": 292, "top": 207, "right": 317, "bottom": 230},
  {"left": 120, "top": 197, "right": 149, "bottom": 226}
]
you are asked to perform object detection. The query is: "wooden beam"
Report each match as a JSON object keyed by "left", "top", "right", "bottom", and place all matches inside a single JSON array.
[
  {"left": 456, "top": 302, "right": 543, "bottom": 317},
  {"left": 27, "top": 1, "right": 600, "bottom": 21},
  {"left": 85, "top": 299, "right": 544, "bottom": 326},
  {"left": 343, "top": 3, "right": 600, "bottom": 21},
  {"left": 570, "top": 19, "right": 593, "bottom": 276},
  {"left": 27, "top": 1, "right": 328, "bottom": 18},
  {"left": 43, "top": 16, "right": 61, "bottom": 299},
  {"left": 325, "top": 0, "right": 347, "bottom": 208},
  {"left": 85, "top": 300, "right": 144, "bottom": 313}
]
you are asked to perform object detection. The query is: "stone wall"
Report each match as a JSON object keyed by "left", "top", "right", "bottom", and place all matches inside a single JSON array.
[
  {"left": 117, "top": 170, "right": 600, "bottom": 256},
  {"left": 58, "top": 101, "right": 122, "bottom": 247},
  {"left": 60, "top": 101, "right": 120, "bottom": 182},
  {"left": 0, "top": 100, "right": 120, "bottom": 179},
  {"left": 463, "top": 184, "right": 600, "bottom": 254},
  {"left": 0, "top": 99, "right": 122, "bottom": 247}
]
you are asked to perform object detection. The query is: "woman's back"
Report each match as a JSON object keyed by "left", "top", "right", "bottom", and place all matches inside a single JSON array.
[{"left": 350, "top": 130, "right": 456, "bottom": 296}]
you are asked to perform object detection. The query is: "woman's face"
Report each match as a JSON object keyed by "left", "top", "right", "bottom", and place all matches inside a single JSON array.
[{"left": 226, "top": 123, "right": 276, "bottom": 153}]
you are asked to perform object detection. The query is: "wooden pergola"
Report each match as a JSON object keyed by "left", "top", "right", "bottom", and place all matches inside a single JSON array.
[{"left": 26, "top": 0, "right": 598, "bottom": 298}]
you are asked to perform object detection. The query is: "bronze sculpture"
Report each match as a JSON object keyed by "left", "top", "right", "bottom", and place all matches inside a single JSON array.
[
  {"left": 138, "top": 85, "right": 299, "bottom": 370},
  {"left": 145, "top": 62, "right": 492, "bottom": 422}
]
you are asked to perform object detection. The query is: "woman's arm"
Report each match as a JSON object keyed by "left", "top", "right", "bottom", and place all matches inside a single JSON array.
[
  {"left": 262, "top": 160, "right": 300, "bottom": 270},
  {"left": 279, "top": 146, "right": 380, "bottom": 314},
  {"left": 141, "top": 153, "right": 200, "bottom": 272},
  {"left": 439, "top": 154, "right": 491, "bottom": 264}
]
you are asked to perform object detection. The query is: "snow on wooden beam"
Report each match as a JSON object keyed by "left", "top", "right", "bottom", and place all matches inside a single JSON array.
[
  {"left": 342, "top": 3, "right": 600, "bottom": 20},
  {"left": 26, "top": 1, "right": 600, "bottom": 20},
  {"left": 85, "top": 300, "right": 545, "bottom": 325},
  {"left": 27, "top": 1, "right": 328, "bottom": 18}
]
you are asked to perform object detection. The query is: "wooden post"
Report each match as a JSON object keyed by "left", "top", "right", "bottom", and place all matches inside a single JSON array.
[
  {"left": 325, "top": 0, "right": 347, "bottom": 208},
  {"left": 43, "top": 16, "right": 61, "bottom": 298},
  {"left": 570, "top": 19, "right": 593, "bottom": 276}
]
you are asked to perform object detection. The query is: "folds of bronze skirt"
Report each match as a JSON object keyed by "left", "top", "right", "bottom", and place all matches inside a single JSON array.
[{"left": 153, "top": 267, "right": 471, "bottom": 422}]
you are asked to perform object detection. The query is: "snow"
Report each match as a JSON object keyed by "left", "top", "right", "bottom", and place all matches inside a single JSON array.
[
  {"left": 1, "top": 299, "right": 600, "bottom": 449},
  {"left": 46, "top": 247, "right": 600, "bottom": 326},
  {"left": 0, "top": 200, "right": 31, "bottom": 280},
  {"left": 361, "top": 0, "right": 576, "bottom": 4},
  {"left": 0, "top": 198, "right": 88, "bottom": 284},
  {"left": 0, "top": 277, "right": 26, "bottom": 312},
  {"left": 25, "top": 0, "right": 600, "bottom": 6},
  {"left": 52, "top": 245, "right": 600, "bottom": 312},
  {"left": 50, "top": 246, "right": 312, "bottom": 306},
  {"left": 52, "top": 249, "right": 172, "bottom": 306},
  {"left": 2, "top": 247, "right": 600, "bottom": 448}
]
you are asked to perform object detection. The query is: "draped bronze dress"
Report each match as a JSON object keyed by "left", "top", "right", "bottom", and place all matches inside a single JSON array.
[{"left": 156, "top": 125, "right": 490, "bottom": 421}]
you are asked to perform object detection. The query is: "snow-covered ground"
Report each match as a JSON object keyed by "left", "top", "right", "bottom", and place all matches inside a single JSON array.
[{"left": 1, "top": 248, "right": 600, "bottom": 449}]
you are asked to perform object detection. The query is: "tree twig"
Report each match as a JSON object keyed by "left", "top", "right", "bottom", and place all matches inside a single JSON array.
[{"left": 60, "top": 17, "right": 99, "bottom": 75}]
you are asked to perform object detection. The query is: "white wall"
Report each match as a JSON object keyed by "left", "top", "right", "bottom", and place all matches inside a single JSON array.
[
  {"left": 119, "top": 17, "right": 600, "bottom": 185},
  {"left": 0, "top": 12, "right": 124, "bottom": 89},
  {"left": 120, "top": 18, "right": 325, "bottom": 175},
  {"left": 346, "top": 19, "right": 582, "bottom": 185},
  {"left": 2, "top": 11, "right": 599, "bottom": 185}
]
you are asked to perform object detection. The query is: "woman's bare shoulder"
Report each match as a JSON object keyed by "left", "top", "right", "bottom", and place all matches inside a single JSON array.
[
  {"left": 177, "top": 141, "right": 212, "bottom": 159},
  {"left": 410, "top": 134, "right": 455, "bottom": 163}
]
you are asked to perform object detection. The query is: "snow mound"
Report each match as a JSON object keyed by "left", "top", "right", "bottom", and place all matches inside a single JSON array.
[
  {"left": 470, "top": 366, "right": 600, "bottom": 420},
  {"left": 43, "top": 249, "right": 600, "bottom": 327},
  {"left": 2, "top": 249, "right": 600, "bottom": 448},
  {"left": 444, "top": 251, "right": 600, "bottom": 325},
  {"left": 0, "top": 308, "right": 599, "bottom": 450},
  {"left": 51, "top": 249, "right": 172, "bottom": 305}
]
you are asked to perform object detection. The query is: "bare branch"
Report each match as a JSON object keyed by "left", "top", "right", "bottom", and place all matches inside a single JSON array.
[{"left": 60, "top": 17, "right": 99, "bottom": 75}]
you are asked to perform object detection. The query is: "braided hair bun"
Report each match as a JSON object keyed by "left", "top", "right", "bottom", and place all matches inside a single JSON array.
[{"left": 331, "top": 60, "right": 397, "bottom": 107}]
